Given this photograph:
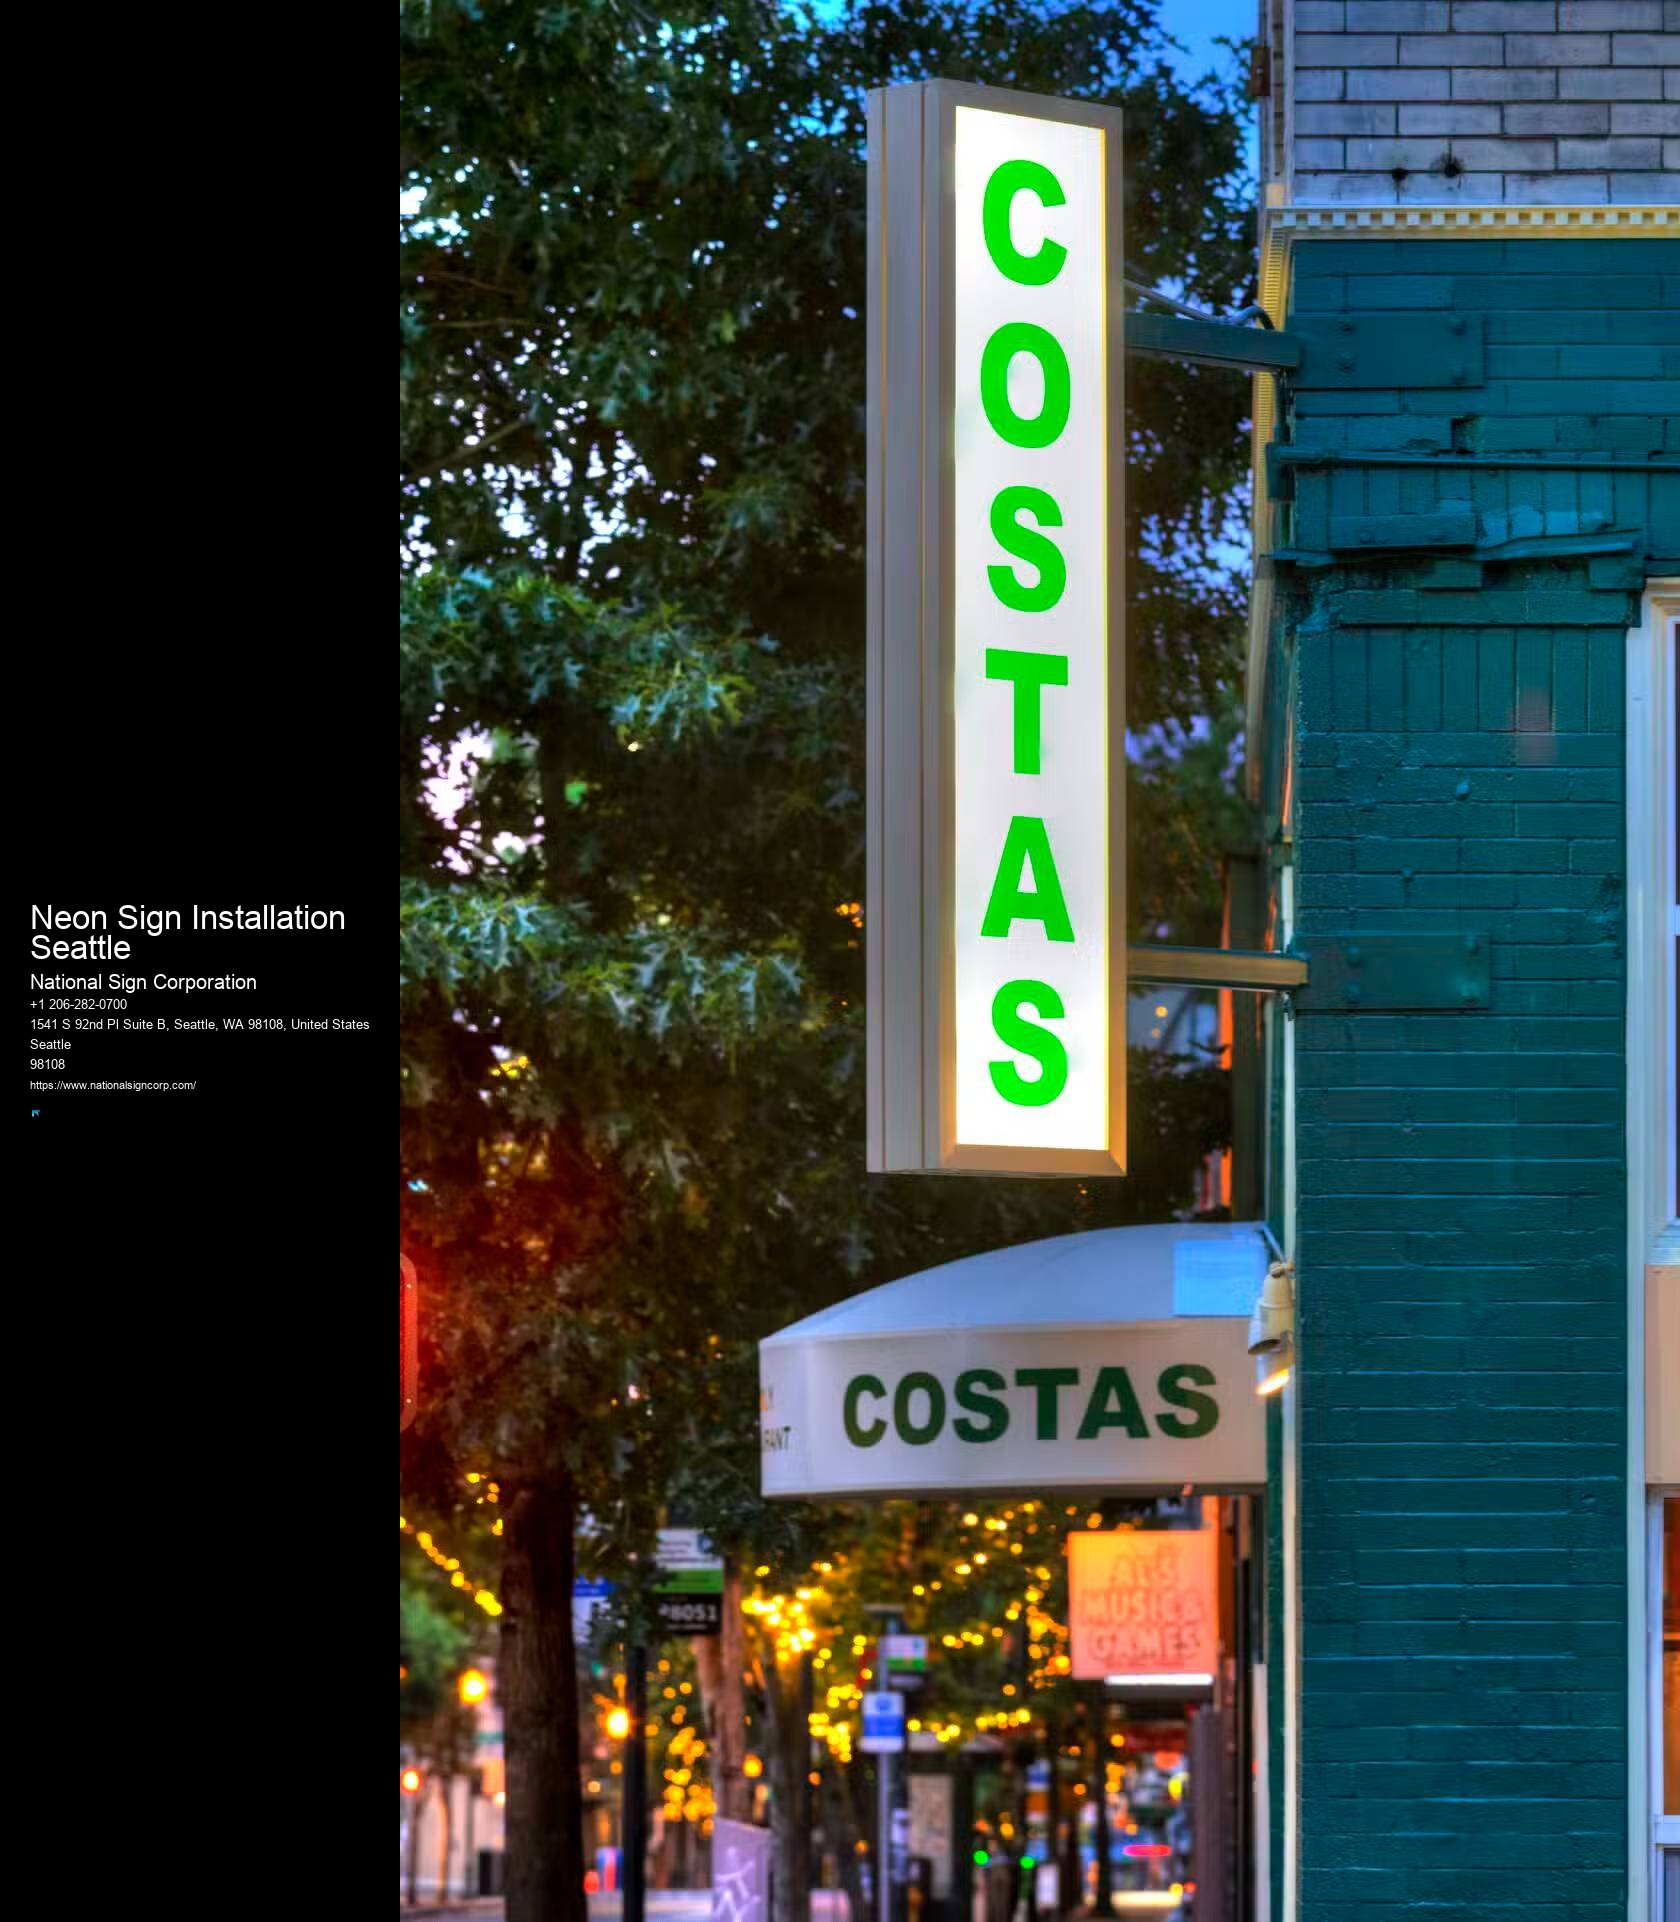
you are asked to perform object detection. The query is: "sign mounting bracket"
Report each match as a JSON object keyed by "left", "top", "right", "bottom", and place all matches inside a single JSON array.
[
  {"left": 1127, "top": 945, "right": 1308, "bottom": 993},
  {"left": 1123, "top": 309, "right": 1301, "bottom": 376}
]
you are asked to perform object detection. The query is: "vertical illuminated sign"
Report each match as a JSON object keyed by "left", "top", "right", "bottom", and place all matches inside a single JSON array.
[{"left": 866, "top": 81, "right": 1124, "bottom": 1175}]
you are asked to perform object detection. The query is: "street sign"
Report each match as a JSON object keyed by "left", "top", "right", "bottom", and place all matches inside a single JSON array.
[
  {"left": 574, "top": 1577, "right": 614, "bottom": 1644},
  {"left": 866, "top": 79, "right": 1126, "bottom": 1176},
  {"left": 400, "top": 1255, "right": 417, "bottom": 1430},
  {"left": 654, "top": 1527, "right": 725, "bottom": 1637},
  {"left": 1067, "top": 1528, "right": 1218, "bottom": 1685},
  {"left": 860, "top": 1690, "right": 906, "bottom": 1754},
  {"left": 881, "top": 1633, "right": 928, "bottom": 1691}
]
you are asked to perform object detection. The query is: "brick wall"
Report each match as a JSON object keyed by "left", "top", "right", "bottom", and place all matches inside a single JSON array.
[
  {"left": 1268, "top": 1, "right": 1680, "bottom": 204},
  {"left": 1276, "top": 233, "right": 1680, "bottom": 1920}
]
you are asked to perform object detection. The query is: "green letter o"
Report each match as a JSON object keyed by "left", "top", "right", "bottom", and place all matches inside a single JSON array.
[
  {"left": 980, "top": 323, "right": 1071, "bottom": 450},
  {"left": 893, "top": 1372, "right": 946, "bottom": 1446}
]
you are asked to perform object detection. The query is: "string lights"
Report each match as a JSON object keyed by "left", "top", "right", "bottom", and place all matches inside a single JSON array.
[
  {"left": 400, "top": 1511, "right": 504, "bottom": 1618},
  {"left": 402, "top": 1480, "right": 1132, "bottom": 1808}
]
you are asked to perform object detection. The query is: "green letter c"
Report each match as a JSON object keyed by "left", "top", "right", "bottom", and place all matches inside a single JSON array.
[
  {"left": 982, "top": 158, "right": 1068, "bottom": 287},
  {"left": 843, "top": 1374, "right": 887, "bottom": 1447}
]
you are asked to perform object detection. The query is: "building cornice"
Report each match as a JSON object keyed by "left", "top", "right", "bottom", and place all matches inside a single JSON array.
[
  {"left": 1242, "top": 202, "right": 1675, "bottom": 803},
  {"left": 1270, "top": 202, "right": 1675, "bottom": 239}
]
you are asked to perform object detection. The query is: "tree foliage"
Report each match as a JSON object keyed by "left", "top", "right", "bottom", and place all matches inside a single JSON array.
[{"left": 400, "top": 0, "right": 1255, "bottom": 1904}]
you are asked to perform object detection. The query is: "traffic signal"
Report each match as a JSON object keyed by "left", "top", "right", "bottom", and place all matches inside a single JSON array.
[{"left": 400, "top": 1255, "right": 417, "bottom": 1430}]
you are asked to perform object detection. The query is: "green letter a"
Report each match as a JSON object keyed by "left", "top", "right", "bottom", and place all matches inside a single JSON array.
[{"left": 981, "top": 816, "right": 1074, "bottom": 942}]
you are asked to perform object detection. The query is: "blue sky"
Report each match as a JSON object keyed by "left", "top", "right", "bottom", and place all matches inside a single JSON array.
[
  {"left": 1159, "top": 0, "right": 1261, "bottom": 175},
  {"left": 1158, "top": 0, "right": 1257, "bottom": 87}
]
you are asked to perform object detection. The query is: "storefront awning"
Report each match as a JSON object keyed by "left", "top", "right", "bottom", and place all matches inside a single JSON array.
[{"left": 759, "top": 1223, "right": 1271, "bottom": 1499}]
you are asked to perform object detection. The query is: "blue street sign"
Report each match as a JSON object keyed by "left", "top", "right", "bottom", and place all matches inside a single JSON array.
[{"left": 861, "top": 1690, "right": 905, "bottom": 1754}]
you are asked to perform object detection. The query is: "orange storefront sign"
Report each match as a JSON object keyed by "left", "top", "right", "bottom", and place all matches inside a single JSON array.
[{"left": 1067, "top": 1528, "right": 1218, "bottom": 1683}]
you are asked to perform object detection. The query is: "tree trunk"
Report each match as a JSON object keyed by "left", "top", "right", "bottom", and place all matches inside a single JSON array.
[
  {"left": 437, "top": 1775, "right": 454, "bottom": 1905},
  {"left": 1090, "top": 1711, "right": 1110, "bottom": 1919},
  {"left": 695, "top": 1564, "right": 752, "bottom": 1821},
  {"left": 764, "top": 1646, "right": 812, "bottom": 1922},
  {"left": 405, "top": 1798, "right": 422, "bottom": 1907},
  {"left": 1055, "top": 1721, "right": 1080, "bottom": 1918},
  {"left": 820, "top": 1757, "right": 868, "bottom": 1922},
  {"left": 501, "top": 1465, "right": 587, "bottom": 1922}
]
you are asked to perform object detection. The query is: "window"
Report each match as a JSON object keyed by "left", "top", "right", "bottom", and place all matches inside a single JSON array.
[
  {"left": 1660, "top": 1498, "right": 1679, "bottom": 1913},
  {"left": 1653, "top": 1499, "right": 1668, "bottom": 1814},
  {"left": 1638, "top": 588, "right": 1680, "bottom": 1916}
]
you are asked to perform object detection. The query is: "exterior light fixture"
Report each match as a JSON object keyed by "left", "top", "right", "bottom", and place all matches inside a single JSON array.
[{"left": 1248, "top": 1259, "right": 1295, "bottom": 1395}]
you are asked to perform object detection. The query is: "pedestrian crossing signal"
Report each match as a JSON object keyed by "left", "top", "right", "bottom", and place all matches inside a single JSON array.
[{"left": 401, "top": 1255, "right": 418, "bottom": 1430}]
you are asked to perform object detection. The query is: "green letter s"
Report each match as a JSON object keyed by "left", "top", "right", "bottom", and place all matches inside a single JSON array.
[
  {"left": 990, "top": 980, "right": 1068, "bottom": 1108},
  {"left": 982, "top": 159, "right": 1068, "bottom": 287},
  {"left": 1155, "top": 1364, "right": 1219, "bottom": 1439},
  {"left": 953, "top": 1367, "right": 1010, "bottom": 1443},
  {"left": 987, "top": 488, "right": 1066, "bottom": 616}
]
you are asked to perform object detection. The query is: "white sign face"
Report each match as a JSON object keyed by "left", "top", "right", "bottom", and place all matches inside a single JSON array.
[
  {"left": 655, "top": 1527, "right": 722, "bottom": 1573},
  {"left": 953, "top": 105, "right": 1112, "bottom": 1158},
  {"left": 759, "top": 1320, "right": 1263, "bottom": 1499},
  {"left": 712, "top": 1818, "right": 772, "bottom": 1922}
]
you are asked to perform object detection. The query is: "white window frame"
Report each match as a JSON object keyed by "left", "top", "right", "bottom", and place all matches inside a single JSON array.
[
  {"left": 1652, "top": 1497, "right": 1678, "bottom": 1859},
  {"left": 1629, "top": 582, "right": 1679, "bottom": 1918}
]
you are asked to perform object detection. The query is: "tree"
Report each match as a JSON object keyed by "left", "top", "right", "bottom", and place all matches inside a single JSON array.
[{"left": 399, "top": 5, "right": 1255, "bottom": 1918}]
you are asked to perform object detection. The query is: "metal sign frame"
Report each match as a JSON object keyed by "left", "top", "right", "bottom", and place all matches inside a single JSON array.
[{"left": 866, "top": 78, "right": 1126, "bottom": 1177}]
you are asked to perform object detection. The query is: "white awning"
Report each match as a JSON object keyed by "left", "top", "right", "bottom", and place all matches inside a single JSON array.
[{"left": 759, "top": 1223, "right": 1271, "bottom": 1499}]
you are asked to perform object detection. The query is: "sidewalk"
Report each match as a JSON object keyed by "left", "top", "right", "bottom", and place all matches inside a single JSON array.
[
  {"left": 398, "top": 1892, "right": 853, "bottom": 1920},
  {"left": 397, "top": 1895, "right": 715, "bottom": 1920}
]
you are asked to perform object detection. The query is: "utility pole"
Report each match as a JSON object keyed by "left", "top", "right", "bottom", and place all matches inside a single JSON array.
[
  {"left": 624, "top": 1641, "right": 649, "bottom": 1922},
  {"left": 1012, "top": 1621, "right": 1037, "bottom": 1922},
  {"left": 864, "top": 1604, "right": 907, "bottom": 1922}
]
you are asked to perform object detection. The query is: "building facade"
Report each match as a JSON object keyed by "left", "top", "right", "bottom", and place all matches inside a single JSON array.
[{"left": 1249, "top": 6, "right": 1678, "bottom": 1917}]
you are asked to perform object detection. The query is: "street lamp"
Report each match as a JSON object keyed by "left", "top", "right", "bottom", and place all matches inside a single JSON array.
[
  {"left": 459, "top": 1667, "right": 490, "bottom": 1706},
  {"left": 606, "top": 1705, "right": 632, "bottom": 1741},
  {"left": 401, "top": 1766, "right": 423, "bottom": 1796}
]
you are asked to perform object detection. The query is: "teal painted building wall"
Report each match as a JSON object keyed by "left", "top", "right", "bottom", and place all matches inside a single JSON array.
[{"left": 1263, "top": 232, "right": 1679, "bottom": 1919}]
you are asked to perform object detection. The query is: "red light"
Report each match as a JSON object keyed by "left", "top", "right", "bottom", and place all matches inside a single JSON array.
[
  {"left": 1122, "top": 1843, "right": 1171, "bottom": 1859},
  {"left": 401, "top": 1256, "right": 418, "bottom": 1431}
]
